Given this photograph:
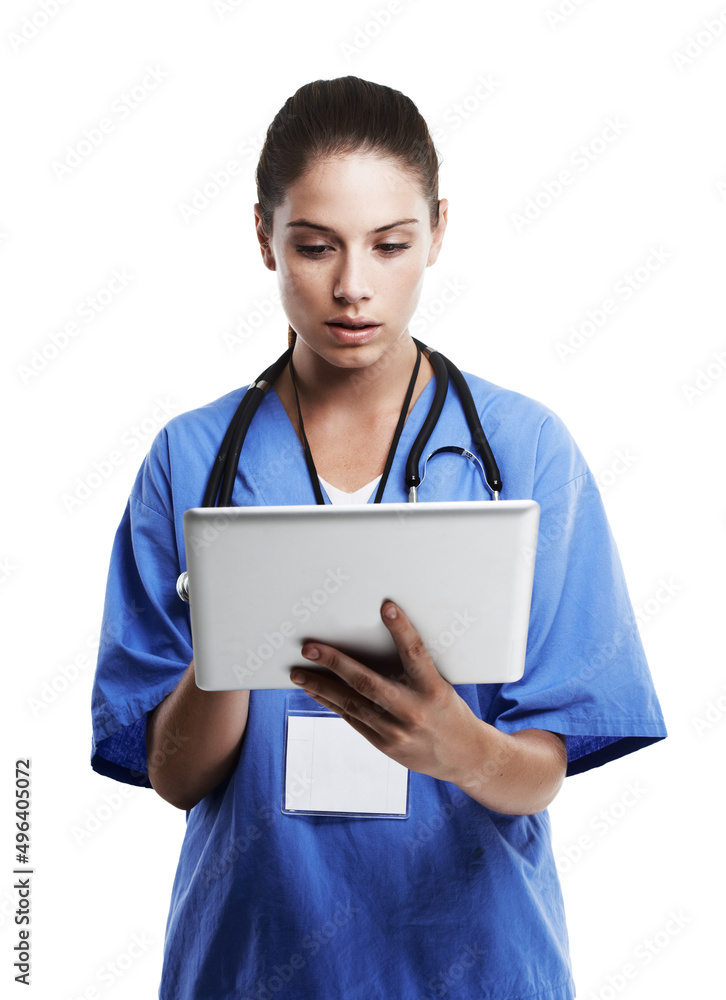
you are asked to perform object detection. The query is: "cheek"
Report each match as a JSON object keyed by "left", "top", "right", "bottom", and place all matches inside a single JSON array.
[
  {"left": 383, "top": 259, "right": 426, "bottom": 306},
  {"left": 279, "top": 260, "right": 321, "bottom": 309}
]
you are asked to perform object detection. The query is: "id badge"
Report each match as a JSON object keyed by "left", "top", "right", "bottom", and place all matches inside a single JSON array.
[{"left": 282, "top": 692, "right": 410, "bottom": 819}]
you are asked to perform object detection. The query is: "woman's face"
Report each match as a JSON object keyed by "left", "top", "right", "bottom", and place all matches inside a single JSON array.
[{"left": 255, "top": 150, "right": 448, "bottom": 371}]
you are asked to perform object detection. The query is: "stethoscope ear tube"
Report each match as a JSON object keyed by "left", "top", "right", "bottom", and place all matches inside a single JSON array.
[
  {"left": 409, "top": 339, "right": 502, "bottom": 499},
  {"left": 407, "top": 341, "right": 449, "bottom": 494},
  {"left": 201, "top": 346, "right": 294, "bottom": 507},
  {"left": 201, "top": 396, "right": 251, "bottom": 507},
  {"left": 439, "top": 352, "right": 502, "bottom": 496},
  {"left": 184, "top": 337, "right": 502, "bottom": 604},
  {"left": 201, "top": 338, "right": 501, "bottom": 508},
  {"left": 217, "top": 386, "right": 265, "bottom": 508}
]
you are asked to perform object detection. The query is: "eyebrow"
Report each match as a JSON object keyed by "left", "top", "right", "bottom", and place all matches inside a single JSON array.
[{"left": 286, "top": 218, "right": 420, "bottom": 235}]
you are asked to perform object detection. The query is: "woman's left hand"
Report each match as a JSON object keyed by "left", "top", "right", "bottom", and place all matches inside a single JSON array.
[{"left": 289, "top": 599, "right": 484, "bottom": 786}]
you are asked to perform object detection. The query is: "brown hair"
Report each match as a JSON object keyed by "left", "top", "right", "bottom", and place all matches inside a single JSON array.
[{"left": 255, "top": 76, "right": 442, "bottom": 348}]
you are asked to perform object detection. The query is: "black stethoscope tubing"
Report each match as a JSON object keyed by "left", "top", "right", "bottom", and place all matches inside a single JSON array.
[{"left": 201, "top": 337, "right": 501, "bottom": 508}]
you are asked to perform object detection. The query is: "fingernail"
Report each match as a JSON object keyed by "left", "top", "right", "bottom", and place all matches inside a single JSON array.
[
  {"left": 384, "top": 604, "right": 397, "bottom": 620},
  {"left": 291, "top": 670, "right": 305, "bottom": 684},
  {"left": 303, "top": 646, "right": 320, "bottom": 659}
]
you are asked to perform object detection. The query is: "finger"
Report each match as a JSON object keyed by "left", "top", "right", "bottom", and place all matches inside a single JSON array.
[
  {"left": 299, "top": 686, "right": 389, "bottom": 750},
  {"left": 328, "top": 709, "right": 392, "bottom": 756},
  {"left": 290, "top": 668, "right": 372, "bottom": 719},
  {"left": 292, "top": 644, "right": 402, "bottom": 721},
  {"left": 379, "top": 601, "right": 440, "bottom": 695}
]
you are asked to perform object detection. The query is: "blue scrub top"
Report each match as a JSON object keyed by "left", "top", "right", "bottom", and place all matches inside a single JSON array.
[{"left": 90, "top": 368, "right": 667, "bottom": 1000}]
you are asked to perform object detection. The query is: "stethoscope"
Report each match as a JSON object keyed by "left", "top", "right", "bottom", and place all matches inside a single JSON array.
[{"left": 177, "top": 336, "right": 501, "bottom": 603}]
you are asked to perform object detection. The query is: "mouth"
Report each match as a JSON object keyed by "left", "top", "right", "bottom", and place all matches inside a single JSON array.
[{"left": 325, "top": 321, "right": 381, "bottom": 344}]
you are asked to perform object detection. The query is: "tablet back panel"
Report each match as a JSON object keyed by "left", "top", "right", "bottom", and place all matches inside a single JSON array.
[{"left": 183, "top": 500, "right": 539, "bottom": 690}]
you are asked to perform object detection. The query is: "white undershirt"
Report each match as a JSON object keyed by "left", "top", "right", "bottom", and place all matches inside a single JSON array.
[{"left": 318, "top": 474, "right": 382, "bottom": 505}]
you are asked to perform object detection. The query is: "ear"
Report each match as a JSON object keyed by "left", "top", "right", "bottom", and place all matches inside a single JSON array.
[
  {"left": 253, "top": 204, "right": 276, "bottom": 271},
  {"left": 426, "top": 198, "right": 448, "bottom": 267}
]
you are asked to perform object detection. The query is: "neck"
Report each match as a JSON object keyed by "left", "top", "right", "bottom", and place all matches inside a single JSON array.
[{"left": 288, "top": 333, "right": 425, "bottom": 418}]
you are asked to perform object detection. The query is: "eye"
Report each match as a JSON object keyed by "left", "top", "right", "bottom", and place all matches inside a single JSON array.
[
  {"left": 295, "top": 245, "right": 329, "bottom": 257},
  {"left": 377, "top": 243, "right": 413, "bottom": 254},
  {"left": 295, "top": 242, "right": 413, "bottom": 258}
]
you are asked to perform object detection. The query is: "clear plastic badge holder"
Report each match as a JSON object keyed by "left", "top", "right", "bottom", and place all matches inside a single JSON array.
[{"left": 282, "top": 691, "right": 410, "bottom": 819}]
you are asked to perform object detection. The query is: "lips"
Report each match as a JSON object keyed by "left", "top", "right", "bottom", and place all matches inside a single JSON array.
[
  {"left": 326, "top": 317, "right": 380, "bottom": 329},
  {"left": 325, "top": 320, "right": 381, "bottom": 344}
]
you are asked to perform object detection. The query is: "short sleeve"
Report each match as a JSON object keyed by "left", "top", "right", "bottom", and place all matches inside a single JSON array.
[
  {"left": 90, "top": 429, "right": 193, "bottom": 787},
  {"left": 486, "top": 414, "right": 667, "bottom": 776}
]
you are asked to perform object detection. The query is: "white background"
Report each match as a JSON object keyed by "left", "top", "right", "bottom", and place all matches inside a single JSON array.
[{"left": 2, "top": 1, "right": 725, "bottom": 997}]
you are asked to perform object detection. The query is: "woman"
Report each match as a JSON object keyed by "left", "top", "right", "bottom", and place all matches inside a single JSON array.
[{"left": 91, "top": 76, "right": 667, "bottom": 999}]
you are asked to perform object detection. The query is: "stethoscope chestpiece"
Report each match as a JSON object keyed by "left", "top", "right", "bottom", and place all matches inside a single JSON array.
[{"left": 176, "top": 571, "right": 190, "bottom": 603}]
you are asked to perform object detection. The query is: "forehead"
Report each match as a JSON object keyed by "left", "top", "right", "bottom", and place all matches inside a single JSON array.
[{"left": 276, "top": 152, "right": 425, "bottom": 226}]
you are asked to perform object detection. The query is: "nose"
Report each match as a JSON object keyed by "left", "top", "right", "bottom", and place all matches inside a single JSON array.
[{"left": 332, "top": 248, "right": 374, "bottom": 303}]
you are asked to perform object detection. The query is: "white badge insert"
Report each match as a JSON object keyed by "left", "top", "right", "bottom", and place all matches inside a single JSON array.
[{"left": 282, "top": 694, "right": 410, "bottom": 819}]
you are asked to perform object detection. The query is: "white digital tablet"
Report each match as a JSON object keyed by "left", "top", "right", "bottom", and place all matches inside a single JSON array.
[{"left": 182, "top": 500, "right": 539, "bottom": 691}]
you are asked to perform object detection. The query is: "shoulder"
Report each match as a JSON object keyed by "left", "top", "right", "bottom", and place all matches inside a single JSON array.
[
  {"left": 460, "top": 369, "right": 559, "bottom": 430},
  {"left": 145, "top": 383, "right": 253, "bottom": 468},
  {"left": 458, "top": 369, "right": 590, "bottom": 499},
  {"left": 163, "top": 384, "right": 248, "bottom": 446},
  {"left": 130, "top": 384, "right": 249, "bottom": 516}
]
